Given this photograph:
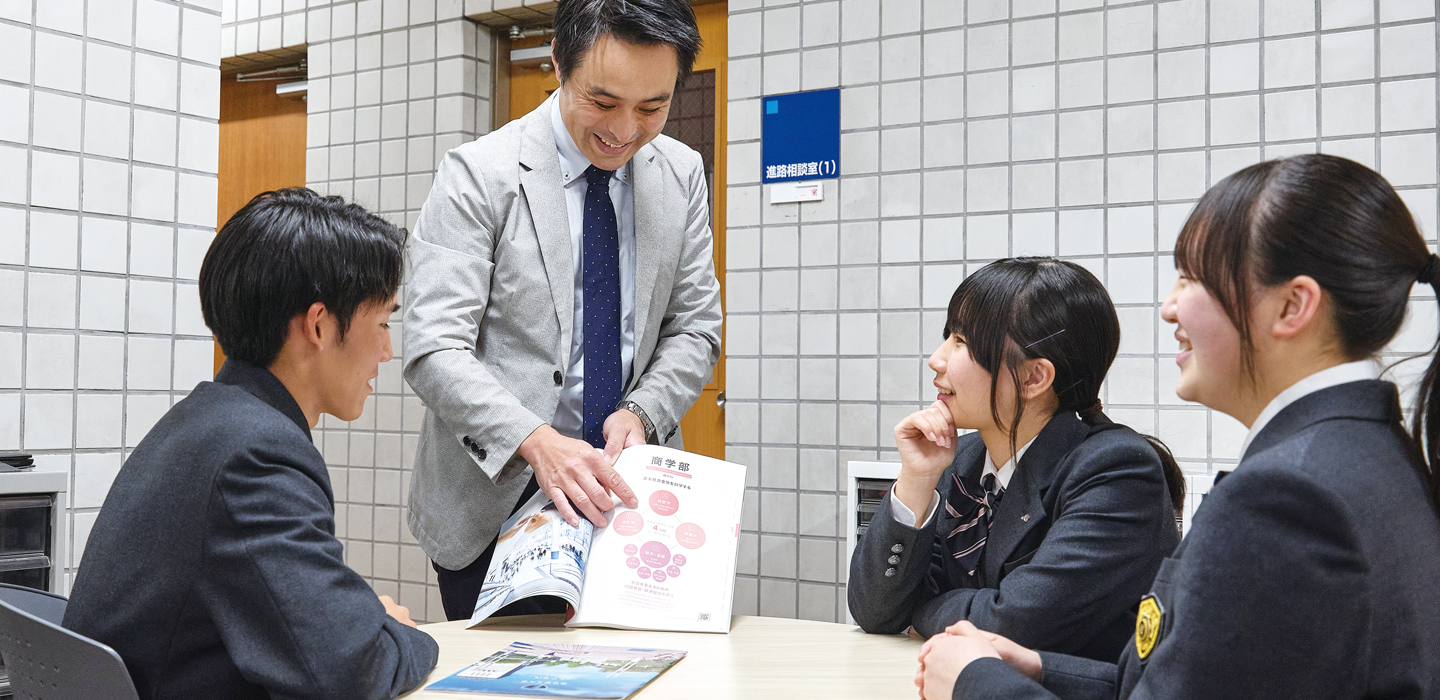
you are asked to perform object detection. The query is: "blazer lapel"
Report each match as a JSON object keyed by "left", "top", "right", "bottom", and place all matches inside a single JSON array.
[
  {"left": 982, "top": 413, "right": 1090, "bottom": 588},
  {"left": 629, "top": 147, "right": 664, "bottom": 386},
  {"left": 517, "top": 100, "right": 575, "bottom": 351},
  {"left": 1242, "top": 380, "right": 1402, "bottom": 461}
]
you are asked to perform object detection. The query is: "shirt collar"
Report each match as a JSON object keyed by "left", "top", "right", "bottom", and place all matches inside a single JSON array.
[
  {"left": 548, "top": 92, "right": 631, "bottom": 188},
  {"left": 982, "top": 435, "right": 1037, "bottom": 491},
  {"left": 1238, "top": 359, "right": 1380, "bottom": 458}
]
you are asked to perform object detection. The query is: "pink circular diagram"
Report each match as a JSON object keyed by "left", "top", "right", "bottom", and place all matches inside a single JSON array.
[
  {"left": 672, "top": 554, "right": 687, "bottom": 566},
  {"left": 637, "top": 567, "right": 651, "bottom": 579},
  {"left": 649, "top": 490, "right": 679, "bottom": 516},
  {"left": 624, "top": 543, "right": 638, "bottom": 556},
  {"left": 612, "top": 510, "right": 644, "bottom": 536},
  {"left": 675, "top": 523, "right": 706, "bottom": 549},
  {"left": 639, "top": 541, "right": 671, "bottom": 568},
  {"left": 626, "top": 557, "right": 640, "bottom": 569},
  {"left": 666, "top": 565, "right": 681, "bottom": 578},
  {"left": 652, "top": 569, "right": 668, "bottom": 583}
]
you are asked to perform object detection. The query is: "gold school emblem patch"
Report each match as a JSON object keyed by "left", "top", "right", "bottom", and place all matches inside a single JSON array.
[{"left": 1135, "top": 594, "right": 1164, "bottom": 660}]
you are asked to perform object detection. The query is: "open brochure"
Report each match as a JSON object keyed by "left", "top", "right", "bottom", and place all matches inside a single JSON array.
[
  {"left": 469, "top": 445, "right": 746, "bottom": 634},
  {"left": 425, "top": 642, "right": 686, "bottom": 698}
]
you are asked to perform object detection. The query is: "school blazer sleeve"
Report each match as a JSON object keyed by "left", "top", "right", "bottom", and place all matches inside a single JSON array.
[
  {"left": 952, "top": 654, "right": 1117, "bottom": 700},
  {"left": 910, "top": 436, "right": 1173, "bottom": 652},
  {"left": 201, "top": 437, "right": 439, "bottom": 700},
  {"left": 847, "top": 491, "right": 943, "bottom": 634}
]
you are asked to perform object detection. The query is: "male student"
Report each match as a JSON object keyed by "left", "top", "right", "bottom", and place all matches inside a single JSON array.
[
  {"left": 64, "top": 189, "right": 439, "bottom": 700},
  {"left": 404, "top": 0, "right": 723, "bottom": 620}
]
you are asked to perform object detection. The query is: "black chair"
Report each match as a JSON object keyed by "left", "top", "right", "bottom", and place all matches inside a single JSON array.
[
  {"left": 0, "top": 583, "right": 66, "bottom": 625},
  {"left": 0, "top": 598, "right": 139, "bottom": 700}
]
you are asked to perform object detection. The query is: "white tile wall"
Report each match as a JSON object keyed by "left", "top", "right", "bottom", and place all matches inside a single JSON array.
[
  {"left": 726, "top": 0, "right": 1440, "bottom": 622},
  {"left": 221, "top": 0, "right": 491, "bottom": 623},
  {"left": 0, "top": 0, "right": 222, "bottom": 590}
]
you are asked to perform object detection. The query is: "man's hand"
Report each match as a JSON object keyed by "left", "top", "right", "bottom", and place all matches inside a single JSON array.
[
  {"left": 518, "top": 424, "right": 639, "bottom": 528},
  {"left": 603, "top": 409, "right": 649, "bottom": 463},
  {"left": 379, "top": 595, "right": 417, "bottom": 628}
]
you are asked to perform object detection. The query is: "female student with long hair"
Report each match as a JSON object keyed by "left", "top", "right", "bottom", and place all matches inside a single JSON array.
[
  {"left": 919, "top": 154, "right": 1440, "bottom": 699},
  {"left": 848, "top": 258, "right": 1186, "bottom": 663}
]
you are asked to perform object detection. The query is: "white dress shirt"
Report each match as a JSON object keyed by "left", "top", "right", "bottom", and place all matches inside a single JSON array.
[
  {"left": 892, "top": 435, "right": 1036, "bottom": 529},
  {"left": 1237, "top": 359, "right": 1380, "bottom": 458},
  {"left": 548, "top": 95, "right": 637, "bottom": 439}
]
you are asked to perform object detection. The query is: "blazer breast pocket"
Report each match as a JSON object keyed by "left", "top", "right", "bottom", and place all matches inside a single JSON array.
[{"left": 999, "top": 548, "right": 1038, "bottom": 579}]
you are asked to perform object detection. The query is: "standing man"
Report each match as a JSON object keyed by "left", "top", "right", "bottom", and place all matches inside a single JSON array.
[{"left": 403, "top": 0, "right": 722, "bottom": 621}]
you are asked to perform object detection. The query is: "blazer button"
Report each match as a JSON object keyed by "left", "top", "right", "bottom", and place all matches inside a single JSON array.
[
  {"left": 462, "top": 436, "right": 473, "bottom": 447},
  {"left": 476, "top": 448, "right": 487, "bottom": 460},
  {"left": 665, "top": 427, "right": 676, "bottom": 441},
  {"left": 553, "top": 370, "right": 563, "bottom": 386},
  {"left": 884, "top": 568, "right": 898, "bottom": 578},
  {"left": 888, "top": 554, "right": 900, "bottom": 565},
  {"left": 891, "top": 544, "right": 905, "bottom": 554}
]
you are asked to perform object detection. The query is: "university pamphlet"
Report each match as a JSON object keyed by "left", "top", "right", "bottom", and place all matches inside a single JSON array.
[
  {"left": 425, "top": 642, "right": 686, "bottom": 698},
  {"left": 468, "top": 445, "right": 746, "bottom": 634}
]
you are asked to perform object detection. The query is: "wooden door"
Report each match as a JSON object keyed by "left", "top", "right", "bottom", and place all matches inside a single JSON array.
[
  {"left": 213, "top": 72, "right": 308, "bottom": 374},
  {"left": 503, "top": 2, "right": 728, "bottom": 459}
]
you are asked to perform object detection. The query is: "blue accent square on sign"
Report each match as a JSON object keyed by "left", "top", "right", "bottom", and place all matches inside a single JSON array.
[{"left": 761, "top": 88, "right": 840, "bottom": 184}]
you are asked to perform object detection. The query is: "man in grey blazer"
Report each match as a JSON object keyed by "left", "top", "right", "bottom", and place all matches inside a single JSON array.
[{"left": 404, "top": 0, "right": 722, "bottom": 620}]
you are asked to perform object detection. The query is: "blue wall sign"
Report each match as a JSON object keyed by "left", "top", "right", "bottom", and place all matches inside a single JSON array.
[{"left": 761, "top": 88, "right": 840, "bottom": 183}]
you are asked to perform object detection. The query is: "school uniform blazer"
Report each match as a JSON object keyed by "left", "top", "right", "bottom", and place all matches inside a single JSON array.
[
  {"left": 63, "top": 360, "right": 439, "bottom": 700},
  {"left": 849, "top": 411, "right": 1180, "bottom": 662},
  {"left": 953, "top": 380, "right": 1440, "bottom": 700}
]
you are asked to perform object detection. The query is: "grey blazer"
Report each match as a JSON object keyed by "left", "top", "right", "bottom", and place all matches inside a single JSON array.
[
  {"left": 849, "top": 412, "right": 1179, "bottom": 662},
  {"left": 953, "top": 381, "right": 1440, "bottom": 700},
  {"left": 403, "top": 99, "right": 723, "bottom": 570}
]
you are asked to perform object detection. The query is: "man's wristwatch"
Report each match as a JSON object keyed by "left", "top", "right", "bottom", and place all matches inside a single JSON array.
[{"left": 615, "top": 400, "right": 657, "bottom": 444}]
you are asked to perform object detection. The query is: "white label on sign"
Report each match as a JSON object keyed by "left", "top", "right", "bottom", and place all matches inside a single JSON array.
[{"left": 769, "top": 181, "right": 824, "bottom": 205}]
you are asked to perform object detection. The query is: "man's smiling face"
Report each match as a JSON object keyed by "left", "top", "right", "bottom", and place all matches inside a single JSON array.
[{"left": 556, "top": 34, "right": 679, "bottom": 171}]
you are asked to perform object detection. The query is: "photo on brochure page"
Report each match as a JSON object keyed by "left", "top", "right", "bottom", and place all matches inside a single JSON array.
[{"left": 424, "top": 641, "right": 686, "bottom": 698}]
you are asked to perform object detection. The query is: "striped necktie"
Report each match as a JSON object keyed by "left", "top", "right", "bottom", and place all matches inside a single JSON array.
[{"left": 945, "top": 472, "right": 1005, "bottom": 578}]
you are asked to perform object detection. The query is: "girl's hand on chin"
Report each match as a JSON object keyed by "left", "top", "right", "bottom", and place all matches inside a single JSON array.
[{"left": 895, "top": 400, "right": 959, "bottom": 478}]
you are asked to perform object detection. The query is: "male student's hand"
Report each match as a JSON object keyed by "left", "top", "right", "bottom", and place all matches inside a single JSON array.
[
  {"left": 519, "top": 424, "right": 640, "bottom": 528},
  {"left": 379, "top": 595, "right": 417, "bottom": 628}
]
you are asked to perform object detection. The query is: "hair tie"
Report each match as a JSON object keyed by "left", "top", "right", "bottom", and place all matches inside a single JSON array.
[
  {"left": 1420, "top": 254, "right": 1440, "bottom": 287},
  {"left": 1078, "top": 400, "right": 1105, "bottom": 421}
]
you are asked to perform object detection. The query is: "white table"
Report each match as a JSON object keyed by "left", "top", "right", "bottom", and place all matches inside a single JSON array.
[{"left": 403, "top": 614, "right": 924, "bottom": 699}]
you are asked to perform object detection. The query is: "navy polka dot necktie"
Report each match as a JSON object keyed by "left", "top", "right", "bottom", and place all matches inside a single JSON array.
[{"left": 582, "top": 165, "right": 622, "bottom": 448}]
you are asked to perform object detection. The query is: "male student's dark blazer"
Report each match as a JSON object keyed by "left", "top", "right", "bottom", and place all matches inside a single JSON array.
[
  {"left": 849, "top": 411, "right": 1180, "bottom": 662},
  {"left": 63, "top": 360, "right": 439, "bottom": 700},
  {"left": 953, "top": 380, "right": 1440, "bottom": 700}
]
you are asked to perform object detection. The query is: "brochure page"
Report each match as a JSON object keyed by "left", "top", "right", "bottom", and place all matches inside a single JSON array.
[
  {"left": 469, "top": 491, "right": 593, "bottom": 626},
  {"left": 568, "top": 445, "right": 746, "bottom": 633},
  {"left": 424, "top": 642, "right": 686, "bottom": 698}
]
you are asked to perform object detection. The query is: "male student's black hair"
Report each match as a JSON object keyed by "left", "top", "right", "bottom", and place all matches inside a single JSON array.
[
  {"left": 1174, "top": 154, "right": 1439, "bottom": 511},
  {"left": 551, "top": 0, "right": 702, "bottom": 86},
  {"left": 199, "top": 188, "right": 405, "bottom": 368},
  {"left": 946, "top": 258, "right": 1187, "bottom": 515}
]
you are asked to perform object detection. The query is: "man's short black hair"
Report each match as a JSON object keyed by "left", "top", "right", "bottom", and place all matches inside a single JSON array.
[
  {"left": 199, "top": 188, "right": 404, "bottom": 367},
  {"left": 552, "top": 0, "right": 702, "bottom": 86}
]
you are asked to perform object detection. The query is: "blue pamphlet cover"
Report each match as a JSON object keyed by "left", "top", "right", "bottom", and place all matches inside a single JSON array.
[{"left": 425, "top": 642, "right": 686, "bottom": 699}]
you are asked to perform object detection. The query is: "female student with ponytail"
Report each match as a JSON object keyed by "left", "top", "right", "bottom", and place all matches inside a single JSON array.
[
  {"left": 919, "top": 154, "right": 1440, "bottom": 699},
  {"left": 848, "top": 258, "right": 1186, "bottom": 663}
]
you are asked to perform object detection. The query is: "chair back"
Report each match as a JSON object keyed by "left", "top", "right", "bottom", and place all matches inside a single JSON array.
[
  {"left": 0, "top": 583, "right": 66, "bottom": 625},
  {"left": 0, "top": 598, "right": 139, "bottom": 700}
]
